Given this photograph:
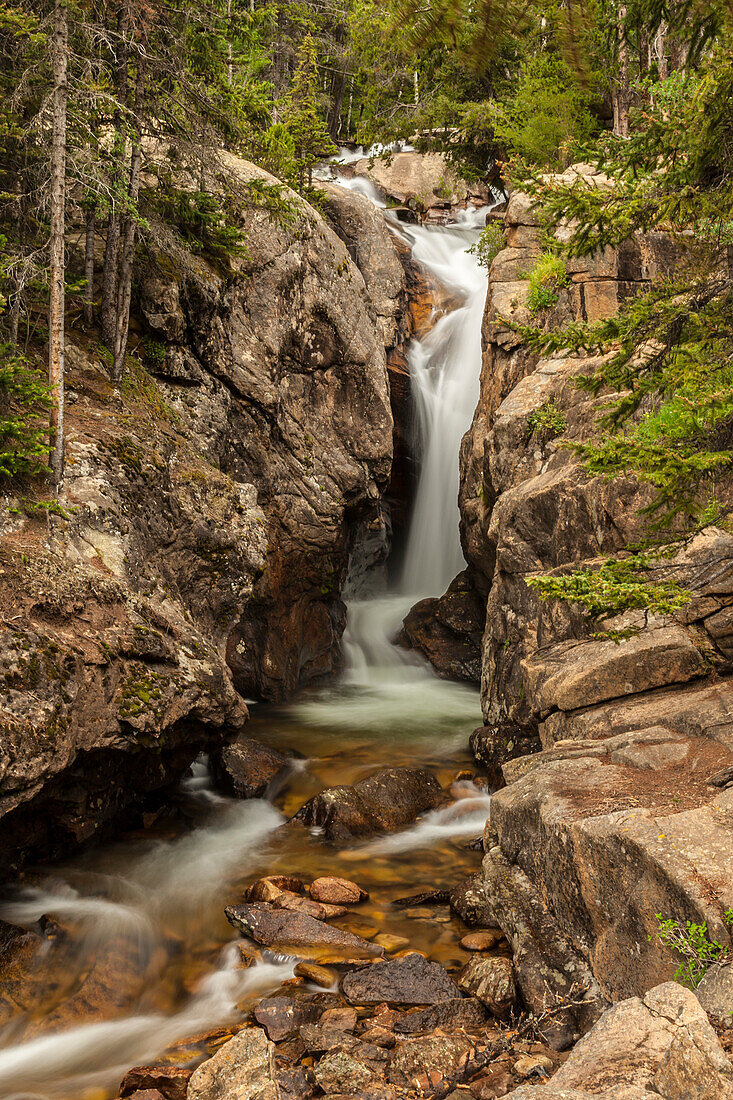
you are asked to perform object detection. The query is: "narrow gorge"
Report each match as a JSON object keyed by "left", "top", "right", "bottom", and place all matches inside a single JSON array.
[{"left": 2, "top": 32, "right": 733, "bottom": 1099}]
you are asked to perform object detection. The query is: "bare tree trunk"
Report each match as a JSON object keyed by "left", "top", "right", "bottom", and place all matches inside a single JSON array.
[
  {"left": 9, "top": 291, "right": 21, "bottom": 345},
  {"left": 345, "top": 81, "right": 353, "bottom": 138},
  {"left": 112, "top": 55, "right": 145, "bottom": 383},
  {"left": 101, "top": 3, "right": 130, "bottom": 345},
  {"left": 48, "top": 0, "right": 68, "bottom": 487},
  {"left": 328, "top": 69, "right": 347, "bottom": 142},
  {"left": 83, "top": 203, "right": 96, "bottom": 326},
  {"left": 613, "top": 3, "right": 630, "bottom": 137}
]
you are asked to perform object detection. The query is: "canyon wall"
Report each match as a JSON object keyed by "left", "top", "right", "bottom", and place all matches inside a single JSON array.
[
  {"left": 457, "top": 167, "right": 733, "bottom": 1041},
  {"left": 0, "top": 159, "right": 396, "bottom": 875}
]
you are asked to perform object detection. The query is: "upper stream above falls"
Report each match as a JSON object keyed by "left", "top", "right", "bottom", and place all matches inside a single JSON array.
[{"left": 0, "top": 178, "right": 490, "bottom": 1100}]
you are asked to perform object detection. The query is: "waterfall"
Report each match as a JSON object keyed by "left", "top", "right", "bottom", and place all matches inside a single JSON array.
[{"left": 399, "top": 211, "right": 488, "bottom": 595}]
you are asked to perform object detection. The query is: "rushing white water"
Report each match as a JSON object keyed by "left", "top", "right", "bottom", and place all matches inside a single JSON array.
[{"left": 354, "top": 782, "right": 492, "bottom": 856}]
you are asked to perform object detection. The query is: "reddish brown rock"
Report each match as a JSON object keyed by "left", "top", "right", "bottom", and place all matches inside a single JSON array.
[
  {"left": 119, "top": 1067, "right": 192, "bottom": 1100},
  {"left": 309, "top": 877, "right": 368, "bottom": 905},
  {"left": 224, "top": 903, "right": 383, "bottom": 963}
]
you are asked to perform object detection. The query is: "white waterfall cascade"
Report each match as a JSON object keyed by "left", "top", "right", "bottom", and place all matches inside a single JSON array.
[{"left": 292, "top": 178, "right": 488, "bottom": 735}]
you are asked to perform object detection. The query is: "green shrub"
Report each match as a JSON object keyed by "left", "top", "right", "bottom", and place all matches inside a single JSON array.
[
  {"left": 526, "top": 398, "right": 566, "bottom": 437},
  {"left": 0, "top": 345, "right": 50, "bottom": 479},
  {"left": 654, "top": 911, "right": 733, "bottom": 988},
  {"left": 527, "top": 553, "right": 691, "bottom": 620},
  {"left": 469, "top": 220, "right": 505, "bottom": 270},
  {"left": 524, "top": 251, "right": 569, "bottom": 313}
]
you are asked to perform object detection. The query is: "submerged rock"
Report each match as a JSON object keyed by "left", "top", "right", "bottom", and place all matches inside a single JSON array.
[
  {"left": 341, "top": 952, "right": 459, "bottom": 1005},
  {"left": 224, "top": 903, "right": 383, "bottom": 962},
  {"left": 291, "top": 766, "right": 444, "bottom": 843},
  {"left": 211, "top": 737, "right": 294, "bottom": 799}
]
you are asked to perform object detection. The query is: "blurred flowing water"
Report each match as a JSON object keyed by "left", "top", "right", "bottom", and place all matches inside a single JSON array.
[{"left": 0, "top": 173, "right": 489, "bottom": 1100}]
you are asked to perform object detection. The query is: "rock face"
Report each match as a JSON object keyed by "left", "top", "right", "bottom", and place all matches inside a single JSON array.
[
  {"left": 503, "top": 982, "right": 733, "bottom": 1099},
  {"left": 447, "top": 168, "right": 733, "bottom": 1036},
  {"left": 186, "top": 1027, "right": 279, "bottom": 1100},
  {"left": 399, "top": 570, "right": 485, "bottom": 683},
  {"left": 291, "top": 766, "right": 445, "bottom": 843},
  {"left": 350, "top": 151, "right": 489, "bottom": 222},
  {"left": 0, "top": 156, "right": 394, "bottom": 874}
]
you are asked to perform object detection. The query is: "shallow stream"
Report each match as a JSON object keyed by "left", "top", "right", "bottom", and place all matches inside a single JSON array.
[{"left": 0, "top": 181, "right": 490, "bottom": 1100}]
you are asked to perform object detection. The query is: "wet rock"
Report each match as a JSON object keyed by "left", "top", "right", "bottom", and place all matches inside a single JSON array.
[
  {"left": 341, "top": 952, "right": 459, "bottom": 1005},
  {"left": 253, "top": 996, "right": 321, "bottom": 1041},
  {"left": 246, "top": 876, "right": 305, "bottom": 901},
  {"left": 400, "top": 571, "right": 485, "bottom": 684},
  {"left": 394, "top": 997, "right": 489, "bottom": 1035},
  {"left": 393, "top": 889, "right": 450, "bottom": 907},
  {"left": 458, "top": 956, "right": 517, "bottom": 1018},
  {"left": 696, "top": 961, "right": 733, "bottom": 1025},
  {"left": 272, "top": 892, "right": 328, "bottom": 920},
  {"left": 320, "top": 1006, "right": 358, "bottom": 1030},
  {"left": 211, "top": 737, "right": 293, "bottom": 799},
  {"left": 224, "top": 903, "right": 383, "bottom": 962},
  {"left": 351, "top": 151, "right": 489, "bottom": 220},
  {"left": 119, "top": 1066, "right": 192, "bottom": 1100},
  {"left": 470, "top": 726, "right": 540, "bottom": 789},
  {"left": 374, "top": 933, "right": 410, "bottom": 953},
  {"left": 292, "top": 767, "right": 444, "bottom": 843},
  {"left": 295, "top": 962, "right": 337, "bottom": 988},
  {"left": 388, "top": 1034, "right": 476, "bottom": 1088},
  {"left": 0, "top": 919, "right": 42, "bottom": 1027},
  {"left": 187, "top": 1027, "right": 278, "bottom": 1100},
  {"left": 276, "top": 1065, "right": 315, "bottom": 1100},
  {"left": 450, "top": 872, "right": 493, "bottom": 927},
  {"left": 309, "top": 878, "right": 368, "bottom": 905},
  {"left": 461, "top": 930, "right": 504, "bottom": 951},
  {"left": 312, "top": 1050, "right": 376, "bottom": 1095},
  {"left": 125, "top": 1091, "right": 165, "bottom": 1100}
]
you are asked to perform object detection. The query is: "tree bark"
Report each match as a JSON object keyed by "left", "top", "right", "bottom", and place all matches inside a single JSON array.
[
  {"left": 83, "top": 203, "right": 96, "bottom": 326},
  {"left": 100, "top": 2, "right": 130, "bottom": 345},
  {"left": 112, "top": 54, "right": 145, "bottom": 383},
  {"left": 48, "top": 0, "right": 68, "bottom": 487},
  {"left": 613, "top": 3, "right": 630, "bottom": 138}
]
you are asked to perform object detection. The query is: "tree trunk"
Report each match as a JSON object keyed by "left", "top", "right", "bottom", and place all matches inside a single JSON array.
[
  {"left": 328, "top": 69, "right": 347, "bottom": 142},
  {"left": 83, "top": 203, "right": 96, "bottom": 326},
  {"left": 48, "top": 0, "right": 68, "bottom": 487},
  {"left": 100, "top": 3, "right": 130, "bottom": 346},
  {"left": 613, "top": 4, "right": 630, "bottom": 138},
  {"left": 112, "top": 55, "right": 145, "bottom": 383}
]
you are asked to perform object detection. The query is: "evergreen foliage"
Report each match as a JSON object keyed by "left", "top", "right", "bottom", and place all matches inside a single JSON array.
[{"left": 0, "top": 344, "right": 49, "bottom": 478}]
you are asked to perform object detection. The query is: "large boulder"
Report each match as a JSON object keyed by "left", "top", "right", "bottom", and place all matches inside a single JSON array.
[
  {"left": 400, "top": 570, "right": 485, "bottom": 684},
  {"left": 291, "top": 766, "right": 444, "bottom": 843},
  {"left": 186, "top": 1028, "right": 279, "bottom": 1100}
]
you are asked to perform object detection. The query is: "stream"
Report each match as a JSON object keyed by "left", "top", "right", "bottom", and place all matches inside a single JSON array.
[{"left": 0, "top": 181, "right": 489, "bottom": 1100}]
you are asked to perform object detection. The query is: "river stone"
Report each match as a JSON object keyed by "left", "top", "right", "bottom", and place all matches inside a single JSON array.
[
  {"left": 187, "top": 1027, "right": 278, "bottom": 1100},
  {"left": 310, "top": 877, "right": 368, "bottom": 904},
  {"left": 277, "top": 1065, "right": 314, "bottom": 1100},
  {"left": 212, "top": 736, "right": 293, "bottom": 799},
  {"left": 312, "top": 1050, "right": 376, "bottom": 1095},
  {"left": 450, "top": 872, "right": 493, "bottom": 927},
  {"left": 224, "top": 904, "right": 383, "bottom": 962},
  {"left": 695, "top": 960, "right": 733, "bottom": 1025},
  {"left": 388, "top": 1034, "right": 476, "bottom": 1088},
  {"left": 253, "top": 996, "right": 321, "bottom": 1041},
  {"left": 272, "top": 892, "right": 328, "bottom": 920},
  {"left": 291, "top": 767, "right": 444, "bottom": 843},
  {"left": 320, "top": 1006, "right": 358, "bottom": 1030},
  {"left": 461, "top": 930, "right": 504, "bottom": 951},
  {"left": 295, "top": 962, "right": 337, "bottom": 988},
  {"left": 246, "top": 876, "right": 305, "bottom": 901},
  {"left": 119, "top": 1066, "right": 192, "bottom": 1100},
  {"left": 393, "top": 996, "right": 489, "bottom": 1034},
  {"left": 458, "top": 956, "right": 517, "bottom": 1018},
  {"left": 341, "top": 952, "right": 459, "bottom": 1005}
]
